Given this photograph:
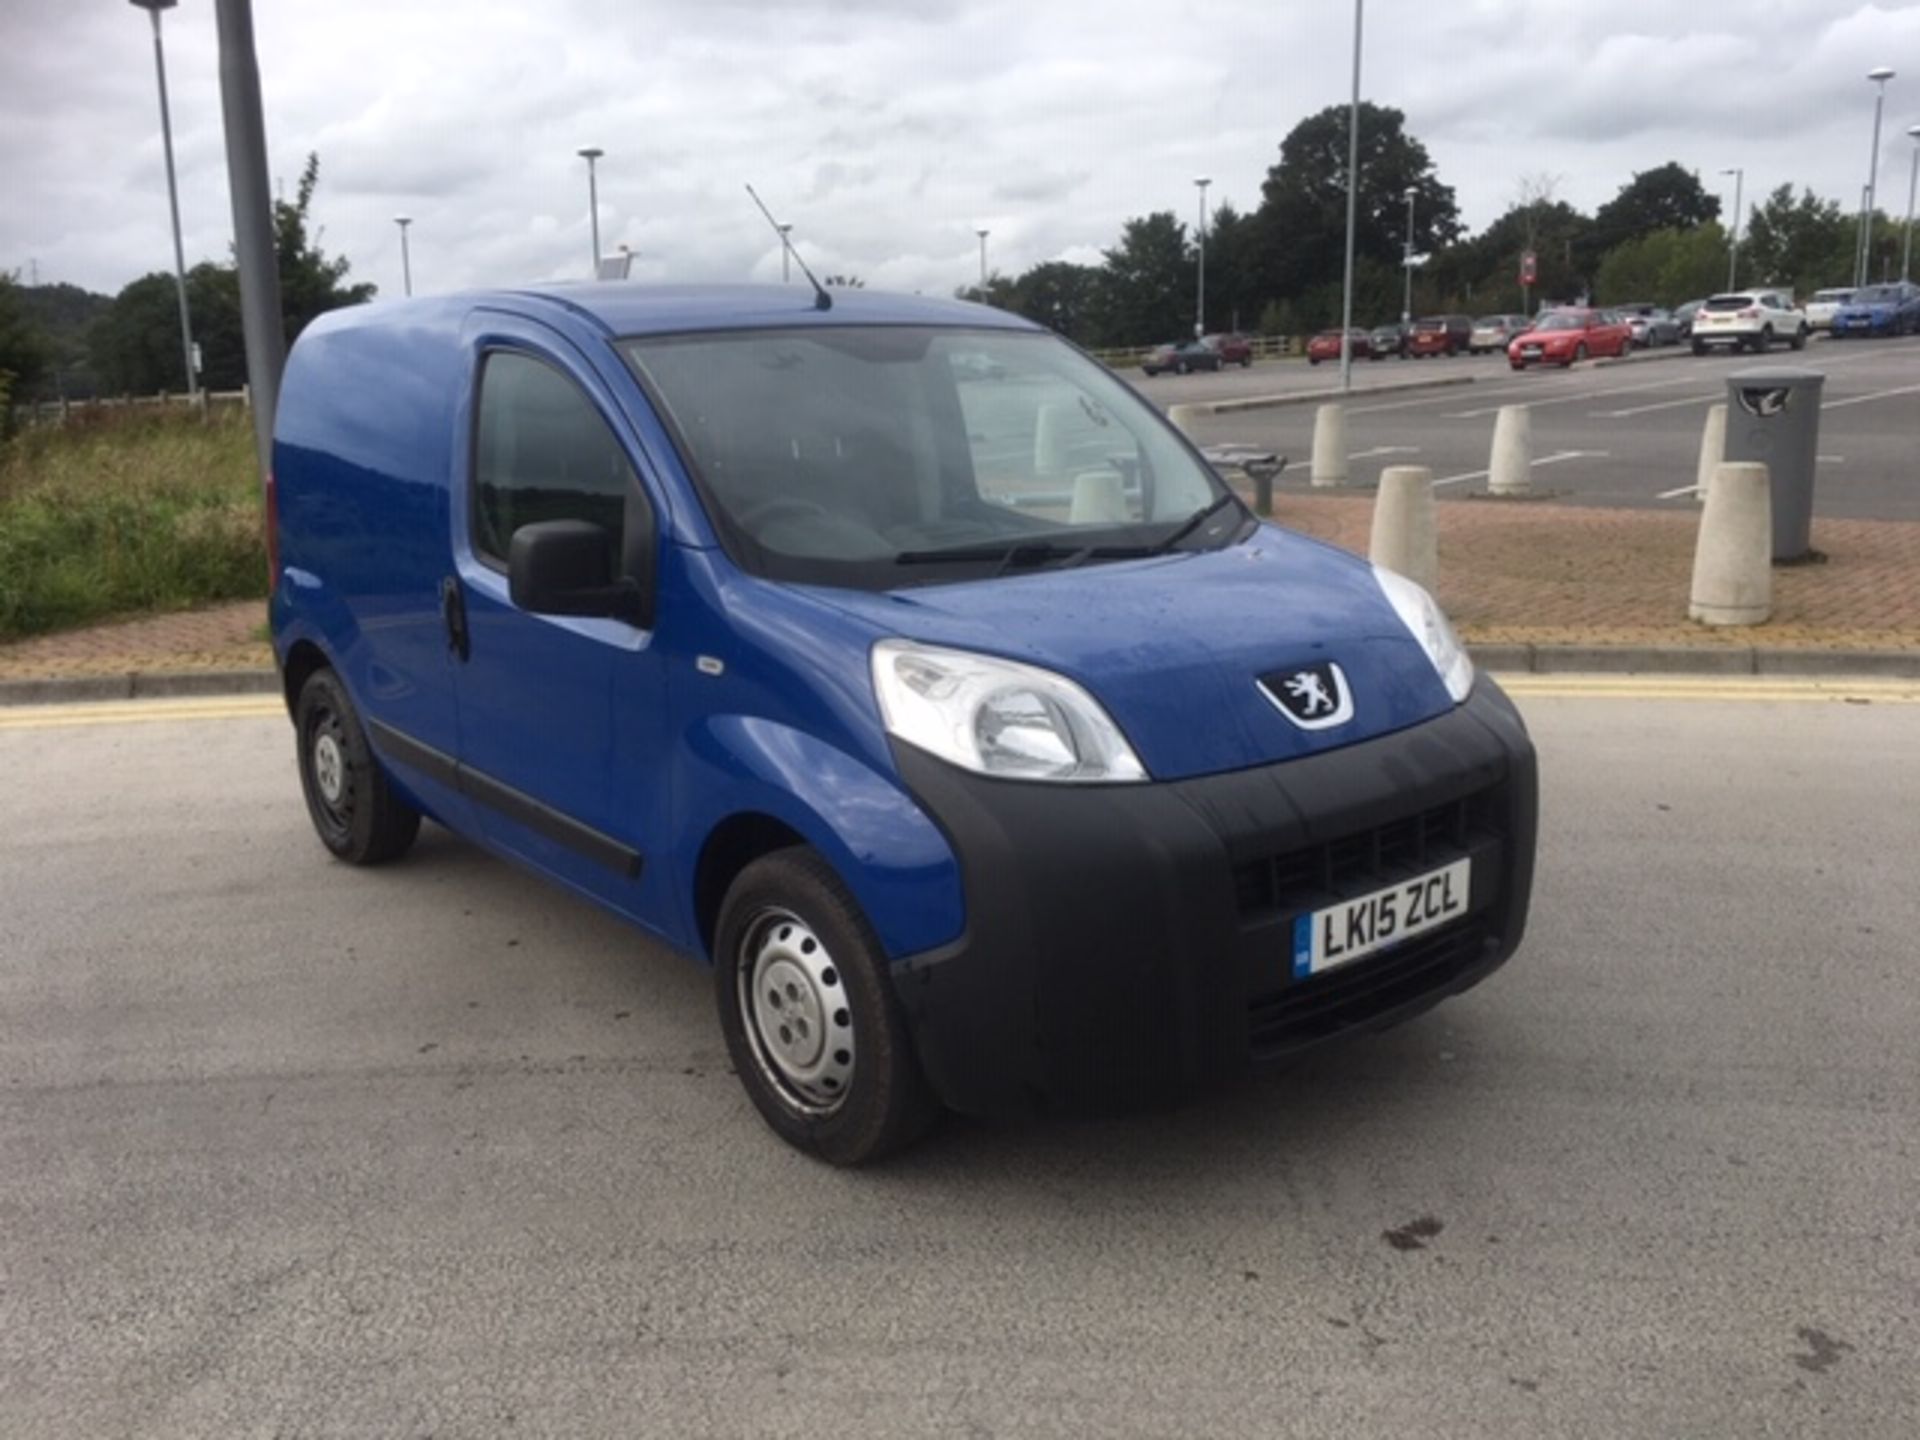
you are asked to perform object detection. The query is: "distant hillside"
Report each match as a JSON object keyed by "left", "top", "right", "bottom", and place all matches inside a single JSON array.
[{"left": 16, "top": 282, "right": 112, "bottom": 399}]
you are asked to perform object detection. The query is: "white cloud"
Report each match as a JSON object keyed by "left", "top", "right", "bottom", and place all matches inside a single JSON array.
[{"left": 3, "top": 0, "right": 1915, "bottom": 299}]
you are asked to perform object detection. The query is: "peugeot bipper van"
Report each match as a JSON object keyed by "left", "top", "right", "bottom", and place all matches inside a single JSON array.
[{"left": 271, "top": 285, "right": 1537, "bottom": 1164}]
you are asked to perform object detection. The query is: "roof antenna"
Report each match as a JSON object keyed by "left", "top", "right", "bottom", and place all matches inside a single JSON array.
[{"left": 746, "top": 184, "right": 830, "bottom": 311}]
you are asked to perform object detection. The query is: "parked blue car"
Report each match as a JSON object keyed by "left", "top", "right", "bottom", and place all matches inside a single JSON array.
[
  {"left": 1829, "top": 281, "right": 1920, "bottom": 337},
  {"left": 270, "top": 285, "right": 1538, "bottom": 1163}
]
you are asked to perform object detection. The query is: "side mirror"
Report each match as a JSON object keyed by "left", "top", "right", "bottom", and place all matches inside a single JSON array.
[{"left": 508, "top": 520, "right": 642, "bottom": 622}]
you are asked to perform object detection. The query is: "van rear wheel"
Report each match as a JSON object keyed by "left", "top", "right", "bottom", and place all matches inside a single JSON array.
[
  {"left": 294, "top": 669, "right": 420, "bottom": 865},
  {"left": 715, "top": 848, "right": 939, "bottom": 1165}
]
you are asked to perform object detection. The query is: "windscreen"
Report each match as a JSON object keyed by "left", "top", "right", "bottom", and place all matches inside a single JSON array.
[
  {"left": 1705, "top": 296, "right": 1756, "bottom": 311},
  {"left": 621, "top": 326, "right": 1235, "bottom": 588},
  {"left": 1533, "top": 313, "right": 1584, "bottom": 331},
  {"left": 1852, "top": 286, "right": 1899, "bottom": 303}
]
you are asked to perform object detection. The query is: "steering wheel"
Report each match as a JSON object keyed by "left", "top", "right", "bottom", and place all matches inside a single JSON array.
[{"left": 740, "top": 498, "right": 833, "bottom": 532}]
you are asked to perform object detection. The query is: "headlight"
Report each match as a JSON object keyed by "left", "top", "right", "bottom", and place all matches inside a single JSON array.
[
  {"left": 871, "top": 640, "right": 1147, "bottom": 783},
  {"left": 1373, "top": 566, "right": 1474, "bottom": 703}
]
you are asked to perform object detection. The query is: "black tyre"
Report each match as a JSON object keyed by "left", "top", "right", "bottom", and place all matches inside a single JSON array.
[
  {"left": 294, "top": 668, "right": 421, "bottom": 865},
  {"left": 1790, "top": 325, "right": 1808, "bottom": 351},
  {"left": 715, "top": 848, "right": 939, "bottom": 1165},
  {"left": 1692, "top": 339, "right": 1708, "bottom": 356},
  {"left": 1753, "top": 327, "right": 1772, "bottom": 354}
]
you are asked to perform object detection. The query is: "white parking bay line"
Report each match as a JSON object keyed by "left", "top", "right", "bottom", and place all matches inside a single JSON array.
[
  {"left": 1442, "top": 374, "right": 1688, "bottom": 419},
  {"left": 1593, "top": 393, "right": 1717, "bottom": 418},
  {"left": 1821, "top": 382, "right": 1920, "bottom": 410},
  {"left": 1433, "top": 450, "right": 1607, "bottom": 488},
  {"left": 1349, "top": 445, "right": 1421, "bottom": 460},
  {"left": 1656, "top": 483, "right": 1701, "bottom": 500}
]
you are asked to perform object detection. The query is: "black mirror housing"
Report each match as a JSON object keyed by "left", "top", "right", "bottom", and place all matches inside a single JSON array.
[{"left": 508, "top": 520, "right": 640, "bottom": 621}]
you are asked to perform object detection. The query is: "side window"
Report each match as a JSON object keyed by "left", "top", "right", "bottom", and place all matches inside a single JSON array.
[{"left": 472, "top": 351, "right": 637, "bottom": 570}]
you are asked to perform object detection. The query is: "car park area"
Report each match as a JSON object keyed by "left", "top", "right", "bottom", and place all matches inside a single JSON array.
[
  {"left": 4, "top": 684, "right": 1916, "bottom": 1436},
  {"left": 1142, "top": 335, "right": 1920, "bottom": 521}
]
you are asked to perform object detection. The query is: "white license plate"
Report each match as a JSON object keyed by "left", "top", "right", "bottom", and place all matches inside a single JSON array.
[
  {"left": 1290, "top": 858, "right": 1472, "bottom": 979},
  {"left": 1521, "top": 345, "right": 1542, "bottom": 357}
]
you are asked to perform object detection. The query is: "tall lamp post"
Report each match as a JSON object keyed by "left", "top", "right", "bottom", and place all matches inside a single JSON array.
[
  {"left": 1858, "top": 68, "right": 1895, "bottom": 287},
  {"left": 394, "top": 216, "right": 413, "bottom": 297},
  {"left": 578, "top": 146, "right": 605, "bottom": 278},
  {"left": 778, "top": 222, "right": 793, "bottom": 283},
  {"left": 1720, "top": 167, "right": 1743, "bottom": 291},
  {"left": 130, "top": 0, "right": 198, "bottom": 398},
  {"left": 1193, "top": 176, "right": 1211, "bottom": 338},
  {"left": 1903, "top": 125, "right": 1920, "bottom": 282},
  {"left": 1400, "top": 185, "right": 1417, "bottom": 324},
  {"left": 1338, "top": 0, "right": 1364, "bottom": 393},
  {"left": 975, "top": 228, "right": 990, "bottom": 292}
]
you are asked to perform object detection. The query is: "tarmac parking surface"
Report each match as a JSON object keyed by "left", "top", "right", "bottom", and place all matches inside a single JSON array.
[
  {"left": 1137, "top": 335, "right": 1920, "bottom": 521},
  {"left": 3, "top": 681, "right": 1917, "bottom": 1437}
]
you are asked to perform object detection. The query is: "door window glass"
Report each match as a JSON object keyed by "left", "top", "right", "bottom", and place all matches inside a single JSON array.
[{"left": 473, "top": 351, "right": 635, "bottom": 569}]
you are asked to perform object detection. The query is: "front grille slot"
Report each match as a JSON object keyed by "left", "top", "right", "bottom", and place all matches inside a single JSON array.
[
  {"left": 1231, "top": 787, "right": 1499, "bottom": 918},
  {"left": 1247, "top": 919, "right": 1492, "bottom": 1056}
]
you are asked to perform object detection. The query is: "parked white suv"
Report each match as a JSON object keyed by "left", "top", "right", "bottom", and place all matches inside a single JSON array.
[
  {"left": 1804, "top": 288, "right": 1855, "bottom": 331},
  {"left": 1690, "top": 291, "right": 1809, "bottom": 354}
]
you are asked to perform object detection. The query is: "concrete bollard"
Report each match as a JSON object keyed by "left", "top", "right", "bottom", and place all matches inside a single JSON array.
[
  {"left": 1167, "top": 402, "right": 1201, "bottom": 440},
  {"left": 1310, "top": 403, "right": 1347, "bottom": 488},
  {"left": 1069, "top": 469, "right": 1128, "bottom": 525},
  {"left": 1033, "top": 402, "right": 1072, "bottom": 476},
  {"left": 1487, "top": 405, "right": 1532, "bottom": 496},
  {"left": 1693, "top": 402, "right": 1726, "bottom": 504},
  {"left": 1368, "top": 466, "right": 1438, "bottom": 592},
  {"left": 1689, "top": 461, "right": 1773, "bottom": 626}
]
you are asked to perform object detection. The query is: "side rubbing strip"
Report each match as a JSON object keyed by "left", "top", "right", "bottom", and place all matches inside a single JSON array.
[{"left": 368, "top": 719, "right": 643, "bottom": 880}]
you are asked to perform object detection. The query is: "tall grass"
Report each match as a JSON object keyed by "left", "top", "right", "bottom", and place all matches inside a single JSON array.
[{"left": 0, "top": 407, "right": 265, "bottom": 640}]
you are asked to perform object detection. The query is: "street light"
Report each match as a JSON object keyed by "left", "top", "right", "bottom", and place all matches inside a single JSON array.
[
  {"left": 1858, "top": 68, "right": 1895, "bottom": 287},
  {"left": 1338, "top": 0, "right": 1364, "bottom": 393},
  {"left": 1193, "top": 176, "right": 1211, "bottom": 339},
  {"left": 778, "top": 222, "right": 793, "bottom": 284},
  {"left": 577, "top": 146, "right": 604, "bottom": 278},
  {"left": 1400, "top": 185, "right": 1418, "bottom": 325},
  {"left": 976, "top": 228, "right": 990, "bottom": 292},
  {"left": 394, "top": 216, "right": 413, "bottom": 297},
  {"left": 1903, "top": 125, "right": 1920, "bottom": 282},
  {"left": 1720, "top": 167, "right": 1743, "bottom": 291},
  {"left": 129, "top": 0, "right": 198, "bottom": 398}
]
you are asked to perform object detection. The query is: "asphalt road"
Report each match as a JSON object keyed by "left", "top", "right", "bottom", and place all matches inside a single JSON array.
[
  {"left": 1140, "top": 336, "right": 1920, "bottom": 521},
  {"left": 4, "top": 682, "right": 1918, "bottom": 1438}
]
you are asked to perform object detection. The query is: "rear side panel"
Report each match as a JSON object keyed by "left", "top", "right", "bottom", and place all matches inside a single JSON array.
[{"left": 271, "top": 299, "right": 473, "bottom": 825}]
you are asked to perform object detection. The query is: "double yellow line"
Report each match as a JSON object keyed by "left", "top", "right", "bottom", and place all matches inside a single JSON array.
[
  {"left": 1498, "top": 674, "right": 1920, "bottom": 704},
  {"left": 0, "top": 695, "right": 284, "bottom": 730},
  {"left": 1, "top": 674, "right": 1915, "bottom": 733}
]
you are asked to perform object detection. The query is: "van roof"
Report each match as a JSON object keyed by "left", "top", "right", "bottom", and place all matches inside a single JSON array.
[{"left": 492, "top": 283, "right": 1042, "bottom": 338}]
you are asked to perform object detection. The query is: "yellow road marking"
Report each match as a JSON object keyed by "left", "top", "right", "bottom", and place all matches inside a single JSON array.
[
  {"left": 0, "top": 696, "right": 284, "bottom": 729},
  {"left": 1497, "top": 674, "right": 1920, "bottom": 704}
]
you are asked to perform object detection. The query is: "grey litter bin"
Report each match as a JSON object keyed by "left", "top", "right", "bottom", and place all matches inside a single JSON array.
[{"left": 1723, "top": 367, "right": 1825, "bottom": 563}]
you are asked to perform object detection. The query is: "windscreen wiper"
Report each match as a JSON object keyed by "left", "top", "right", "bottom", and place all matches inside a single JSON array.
[
  {"left": 893, "top": 540, "right": 1154, "bottom": 571},
  {"left": 1147, "top": 492, "right": 1241, "bottom": 555}
]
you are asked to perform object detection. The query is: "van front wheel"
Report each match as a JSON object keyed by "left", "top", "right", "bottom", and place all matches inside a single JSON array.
[
  {"left": 715, "top": 848, "right": 939, "bottom": 1165},
  {"left": 294, "top": 668, "right": 420, "bottom": 865}
]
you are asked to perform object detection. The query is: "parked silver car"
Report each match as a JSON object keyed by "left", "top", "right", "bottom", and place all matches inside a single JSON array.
[{"left": 1623, "top": 306, "right": 1680, "bottom": 348}]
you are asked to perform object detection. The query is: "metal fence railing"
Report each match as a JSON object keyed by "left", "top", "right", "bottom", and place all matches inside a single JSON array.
[{"left": 9, "top": 388, "right": 252, "bottom": 428}]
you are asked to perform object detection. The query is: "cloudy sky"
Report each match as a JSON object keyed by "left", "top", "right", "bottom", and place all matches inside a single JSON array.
[{"left": 4, "top": 0, "right": 1918, "bottom": 301}]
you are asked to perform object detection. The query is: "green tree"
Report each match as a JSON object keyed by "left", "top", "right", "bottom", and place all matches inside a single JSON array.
[
  {"left": 274, "top": 152, "right": 376, "bottom": 343},
  {"left": 1249, "top": 103, "right": 1461, "bottom": 309},
  {"left": 1200, "top": 202, "right": 1263, "bottom": 334},
  {"left": 1740, "top": 185, "right": 1857, "bottom": 295},
  {"left": 1097, "top": 212, "right": 1191, "bottom": 346},
  {"left": 1586, "top": 163, "right": 1721, "bottom": 268},
  {"left": 1593, "top": 225, "right": 1729, "bottom": 306},
  {"left": 1003, "top": 262, "right": 1103, "bottom": 342},
  {"left": 0, "top": 273, "right": 52, "bottom": 403},
  {"left": 87, "top": 264, "right": 249, "bottom": 395},
  {"left": 1427, "top": 195, "right": 1594, "bottom": 313}
]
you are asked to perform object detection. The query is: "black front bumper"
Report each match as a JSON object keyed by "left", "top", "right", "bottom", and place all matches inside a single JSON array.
[{"left": 889, "top": 681, "right": 1539, "bottom": 1118}]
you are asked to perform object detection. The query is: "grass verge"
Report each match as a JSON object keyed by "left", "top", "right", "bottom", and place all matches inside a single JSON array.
[{"left": 0, "top": 407, "right": 265, "bottom": 641}]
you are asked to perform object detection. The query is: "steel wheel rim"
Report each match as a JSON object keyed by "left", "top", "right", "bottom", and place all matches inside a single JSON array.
[
  {"left": 303, "top": 706, "right": 354, "bottom": 840},
  {"left": 738, "top": 908, "right": 854, "bottom": 1115}
]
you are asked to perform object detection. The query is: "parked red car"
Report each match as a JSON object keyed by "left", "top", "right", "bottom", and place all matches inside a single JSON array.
[
  {"left": 1506, "top": 309, "right": 1634, "bottom": 369},
  {"left": 1202, "top": 332, "right": 1254, "bottom": 367},
  {"left": 1405, "top": 314, "right": 1473, "bottom": 357},
  {"left": 1306, "top": 329, "right": 1372, "bottom": 364}
]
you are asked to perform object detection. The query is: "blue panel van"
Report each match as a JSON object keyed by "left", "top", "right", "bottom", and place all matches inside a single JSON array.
[{"left": 270, "top": 284, "right": 1538, "bottom": 1163}]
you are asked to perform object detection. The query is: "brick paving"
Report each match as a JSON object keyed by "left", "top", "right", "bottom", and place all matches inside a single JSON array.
[{"left": 2, "top": 497, "right": 1917, "bottom": 682}]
